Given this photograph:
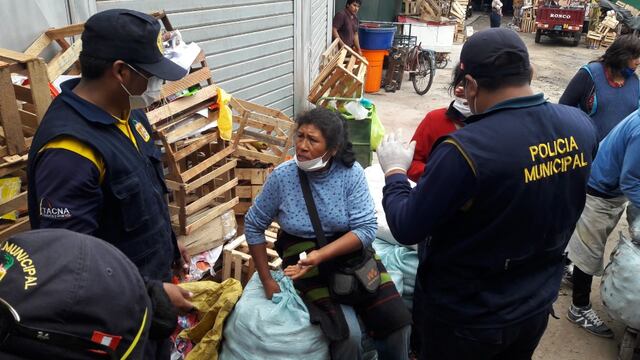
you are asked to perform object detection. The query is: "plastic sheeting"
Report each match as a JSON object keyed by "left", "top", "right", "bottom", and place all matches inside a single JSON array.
[
  {"left": 599, "top": 0, "right": 640, "bottom": 31},
  {"left": 219, "top": 271, "right": 330, "bottom": 360},
  {"left": 372, "top": 239, "right": 418, "bottom": 311},
  {"left": 364, "top": 164, "right": 418, "bottom": 251},
  {"left": 600, "top": 233, "right": 640, "bottom": 329}
]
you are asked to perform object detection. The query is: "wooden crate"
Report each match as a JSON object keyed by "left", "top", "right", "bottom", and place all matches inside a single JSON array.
[
  {"left": 231, "top": 98, "right": 295, "bottom": 166},
  {"left": 309, "top": 39, "right": 368, "bottom": 106},
  {"left": 222, "top": 229, "right": 282, "bottom": 286},
  {"left": 0, "top": 170, "right": 29, "bottom": 242},
  {"left": 402, "top": 0, "right": 420, "bottom": 14},
  {"left": 234, "top": 166, "right": 272, "bottom": 215},
  {"left": 0, "top": 51, "right": 52, "bottom": 156}
]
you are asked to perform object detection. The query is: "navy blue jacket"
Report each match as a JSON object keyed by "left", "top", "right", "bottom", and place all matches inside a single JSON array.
[
  {"left": 27, "top": 79, "right": 177, "bottom": 281},
  {"left": 383, "top": 94, "right": 598, "bottom": 327}
]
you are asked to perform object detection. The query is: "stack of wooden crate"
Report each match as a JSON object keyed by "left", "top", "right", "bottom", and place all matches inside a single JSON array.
[
  {"left": 587, "top": 13, "right": 619, "bottom": 49},
  {"left": 450, "top": 0, "right": 468, "bottom": 42},
  {"left": 0, "top": 29, "right": 71, "bottom": 241},
  {"left": 309, "top": 39, "right": 368, "bottom": 107},
  {"left": 520, "top": 6, "right": 537, "bottom": 33},
  {"left": 233, "top": 162, "right": 272, "bottom": 216}
]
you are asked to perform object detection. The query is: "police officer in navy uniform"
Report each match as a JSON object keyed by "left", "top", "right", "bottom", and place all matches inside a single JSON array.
[
  {"left": 27, "top": 9, "right": 193, "bottom": 359},
  {"left": 376, "top": 28, "right": 598, "bottom": 359}
]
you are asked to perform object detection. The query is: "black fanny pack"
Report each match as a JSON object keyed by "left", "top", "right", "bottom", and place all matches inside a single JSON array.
[{"left": 298, "top": 169, "right": 380, "bottom": 305}]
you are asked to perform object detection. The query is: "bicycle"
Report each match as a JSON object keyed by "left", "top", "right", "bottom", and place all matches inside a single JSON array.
[{"left": 405, "top": 43, "right": 436, "bottom": 95}]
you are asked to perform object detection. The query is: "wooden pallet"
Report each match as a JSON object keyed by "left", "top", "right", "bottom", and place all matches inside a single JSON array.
[
  {"left": 231, "top": 98, "right": 295, "bottom": 166},
  {"left": 233, "top": 165, "right": 272, "bottom": 215},
  {"left": 0, "top": 168, "right": 29, "bottom": 242},
  {"left": 309, "top": 42, "right": 368, "bottom": 107},
  {"left": 521, "top": 18, "right": 536, "bottom": 33},
  {"left": 222, "top": 229, "right": 282, "bottom": 286}
]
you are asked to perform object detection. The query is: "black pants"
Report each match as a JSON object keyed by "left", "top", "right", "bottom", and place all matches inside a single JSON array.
[
  {"left": 419, "top": 310, "right": 550, "bottom": 360},
  {"left": 490, "top": 12, "right": 501, "bottom": 27},
  {"left": 572, "top": 266, "right": 593, "bottom": 307}
]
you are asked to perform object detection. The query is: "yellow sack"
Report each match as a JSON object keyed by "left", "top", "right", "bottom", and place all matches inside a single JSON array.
[
  {"left": 177, "top": 279, "right": 243, "bottom": 360},
  {"left": 217, "top": 88, "right": 233, "bottom": 141}
]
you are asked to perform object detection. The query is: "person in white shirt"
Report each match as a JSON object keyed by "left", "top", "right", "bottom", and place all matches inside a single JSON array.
[{"left": 491, "top": 0, "right": 503, "bottom": 27}]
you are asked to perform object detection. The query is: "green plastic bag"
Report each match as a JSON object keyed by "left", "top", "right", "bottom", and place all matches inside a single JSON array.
[{"left": 368, "top": 105, "right": 385, "bottom": 151}]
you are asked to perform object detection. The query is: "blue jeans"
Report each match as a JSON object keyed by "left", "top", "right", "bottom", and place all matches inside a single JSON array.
[{"left": 330, "top": 305, "right": 411, "bottom": 360}]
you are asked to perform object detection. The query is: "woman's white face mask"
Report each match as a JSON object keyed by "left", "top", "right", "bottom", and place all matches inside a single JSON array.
[
  {"left": 295, "top": 152, "right": 329, "bottom": 172},
  {"left": 452, "top": 97, "right": 473, "bottom": 118}
]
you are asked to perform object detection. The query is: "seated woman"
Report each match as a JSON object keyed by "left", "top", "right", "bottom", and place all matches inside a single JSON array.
[{"left": 245, "top": 108, "right": 412, "bottom": 360}]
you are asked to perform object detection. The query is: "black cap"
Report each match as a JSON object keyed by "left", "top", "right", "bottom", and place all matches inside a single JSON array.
[
  {"left": 81, "top": 9, "right": 187, "bottom": 81},
  {"left": 0, "top": 229, "right": 150, "bottom": 359},
  {"left": 460, "top": 28, "right": 530, "bottom": 78}
]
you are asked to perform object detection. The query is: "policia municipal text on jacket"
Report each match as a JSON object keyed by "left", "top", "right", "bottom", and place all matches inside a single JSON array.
[
  {"left": 26, "top": 9, "right": 194, "bottom": 360},
  {"left": 376, "top": 28, "right": 599, "bottom": 360}
]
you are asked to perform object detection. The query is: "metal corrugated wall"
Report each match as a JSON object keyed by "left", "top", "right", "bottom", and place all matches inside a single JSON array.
[
  {"left": 310, "top": 0, "right": 329, "bottom": 83},
  {"left": 96, "top": 0, "right": 295, "bottom": 116}
]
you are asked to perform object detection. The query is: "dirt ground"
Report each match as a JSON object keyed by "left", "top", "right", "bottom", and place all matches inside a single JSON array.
[{"left": 369, "top": 14, "right": 629, "bottom": 360}]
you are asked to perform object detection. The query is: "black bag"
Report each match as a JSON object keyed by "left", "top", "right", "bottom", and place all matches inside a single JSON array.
[{"left": 298, "top": 169, "right": 380, "bottom": 305}]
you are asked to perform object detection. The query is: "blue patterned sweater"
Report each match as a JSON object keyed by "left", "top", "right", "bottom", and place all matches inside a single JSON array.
[{"left": 244, "top": 159, "right": 377, "bottom": 246}]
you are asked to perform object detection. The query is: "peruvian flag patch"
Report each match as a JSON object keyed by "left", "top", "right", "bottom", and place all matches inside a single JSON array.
[{"left": 91, "top": 331, "right": 122, "bottom": 351}]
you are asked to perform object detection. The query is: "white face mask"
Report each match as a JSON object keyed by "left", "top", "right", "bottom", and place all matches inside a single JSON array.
[
  {"left": 295, "top": 152, "right": 329, "bottom": 172},
  {"left": 121, "top": 77, "right": 163, "bottom": 109},
  {"left": 120, "top": 64, "right": 164, "bottom": 109},
  {"left": 452, "top": 97, "right": 473, "bottom": 118}
]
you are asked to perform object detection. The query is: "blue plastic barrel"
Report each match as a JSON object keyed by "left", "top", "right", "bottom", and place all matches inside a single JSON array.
[{"left": 358, "top": 25, "right": 396, "bottom": 50}]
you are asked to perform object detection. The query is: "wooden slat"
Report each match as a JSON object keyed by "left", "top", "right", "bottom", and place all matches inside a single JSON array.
[
  {"left": 0, "top": 68, "right": 26, "bottom": 154},
  {"left": 0, "top": 192, "right": 27, "bottom": 216},
  {"left": 45, "top": 24, "right": 85, "bottom": 40},
  {"left": 185, "top": 177, "right": 238, "bottom": 216},
  {"left": 234, "top": 147, "right": 281, "bottom": 165},
  {"left": 12, "top": 85, "right": 32, "bottom": 103},
  {"left": 236, "top": 168, "right": 269, "bottom": 184},
  {"left": 0, "top": 218, "right": 30, "bottom": 242},
  {"left": 180, "top": 145, "right": 235, "bottom": 182},
  {"left": 236, "top": 185, "right": 252, "bottom": 198},
  {"left": 146, "top": 85, "right": 217, "bottom": 126},
  {"left": 26, "top": 59, "right": 52, "bottom": 122},
  {"left": 171, "top": 132, "right": 218, "bottom": 162},
  {"left": 160, "top": 65, "right": 212, "bottom": 98},
  {"left": 0, "top": 48, "right": 34, "bottom": 63},
  {"left": 232, "top": 98, "right": 291, "bottom": 122},
  {"left": 163, "top": 115, "right": 212, "bottom": 144},
  {"left": 19, "top": 110, "right": 39, "bottom": 130},
  {"left": 47, "top": 39, "right": 82, "bottom": 81},
  {"left": 241, "top": 129, "right": 287, "bottom": 147},
  {"left": 184, "top": 159, "right": 237, "bottom": 193},
  {"left": 185, "top": 197, "right": 239, "bottom": 235},
  {"left": 24, "top": 33, "right": 53, "bottom": 57}
]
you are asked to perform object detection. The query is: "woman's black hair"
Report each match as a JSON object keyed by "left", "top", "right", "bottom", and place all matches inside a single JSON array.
[
  {"left": 448, "top": 61, "right": 464, "bottom": 95},
  {"left": 347, "top": 0, "right": 362, "bottom": 5},
  {"left": 295, "top": 107, "right": 356, "bottom": 167},
  {"left": 79, "top": 53, "right": 114, "bottom": 80},
  {"left": 597, "top": 35, "right": 640, "bottom": 76},
  {"left": 449, "top": 53, "right": 533, "bottom": 91}
]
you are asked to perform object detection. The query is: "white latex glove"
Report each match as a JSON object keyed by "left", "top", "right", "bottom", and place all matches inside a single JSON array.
[{"left": 376, "top": 130, "right": 416, "bottom": 176}]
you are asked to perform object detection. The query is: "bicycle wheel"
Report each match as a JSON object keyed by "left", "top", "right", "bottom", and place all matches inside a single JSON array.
[
  {"left": 412, "top": 52, "right": 434, "bottom": 95},
  {"left": 436, "top": 55, "right": 448, "bottom": 69}
]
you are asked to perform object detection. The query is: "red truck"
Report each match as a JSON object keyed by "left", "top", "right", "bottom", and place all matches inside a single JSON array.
[{"left": 535, "top": 6, "right": 586, "bottom": 46}]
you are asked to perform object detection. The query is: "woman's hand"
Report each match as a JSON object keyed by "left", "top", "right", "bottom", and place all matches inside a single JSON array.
[
  {"left": 284, "top": 250, "right": 324, "bottom": 280},
  {"left": 262, "top": 276, "right": 281, "bottom": 300}
]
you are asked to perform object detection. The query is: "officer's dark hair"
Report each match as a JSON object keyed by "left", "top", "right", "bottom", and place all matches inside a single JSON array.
[
  {"left": 347, "top": 0, "right": 362, "bottom": 6},
  {"left": 596, "top": 35, "right": 640, "bottom": 76},
  {"left": 296, "top": 108, "right": 356, "bottom": 167},
  {"left": 79, "top": 52, "right": 114, "bottom": 80},
  {"left": 450, "top": 52, "right": 533, "bottom": 91}
]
